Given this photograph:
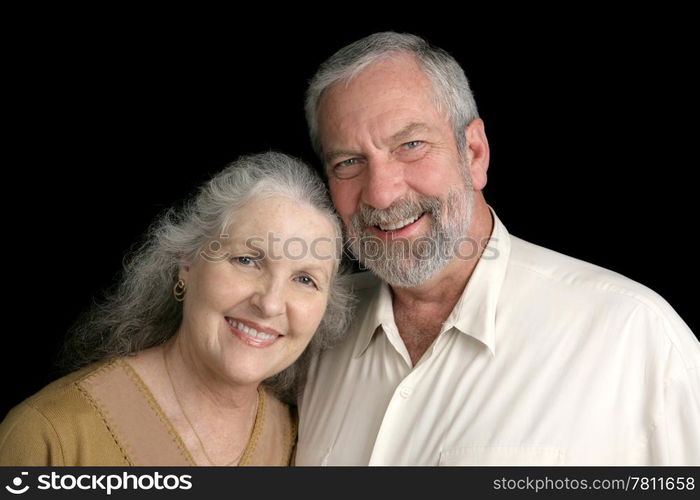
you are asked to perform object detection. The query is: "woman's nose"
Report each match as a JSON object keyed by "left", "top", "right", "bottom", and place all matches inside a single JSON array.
[{"left": 250, "top": 279, "right": 285, "bottom": 318}]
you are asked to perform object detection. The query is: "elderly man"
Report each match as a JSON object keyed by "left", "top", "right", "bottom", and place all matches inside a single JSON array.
[{"left": 296, "top": 32, "right": 700, "bottom": 465}]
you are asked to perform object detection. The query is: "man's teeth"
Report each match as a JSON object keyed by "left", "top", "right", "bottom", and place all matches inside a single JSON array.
[
  {"left": 378, "top": 214, "right": 421, "bottom": 231},
  {"left": 227, "top": 318, "right": 277, "bottom": 341}
]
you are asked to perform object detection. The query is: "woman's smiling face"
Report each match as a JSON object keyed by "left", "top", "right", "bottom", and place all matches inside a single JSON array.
[{"left": 177, "top": 195, "right": 338, "bottom": 388}]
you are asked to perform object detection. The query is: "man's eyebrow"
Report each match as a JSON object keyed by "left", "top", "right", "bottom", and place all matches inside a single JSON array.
[{"left": 389, "top": 122, "right": 431, "bottom": 144}]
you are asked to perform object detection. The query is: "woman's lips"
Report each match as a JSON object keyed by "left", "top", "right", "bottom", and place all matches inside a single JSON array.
[{"left": 225, "top": 317, "right": 282, "bottom": 347}]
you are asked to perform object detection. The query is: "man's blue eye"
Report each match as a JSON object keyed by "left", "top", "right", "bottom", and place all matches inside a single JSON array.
[
  {"left": 338, "top": 158, "right": 356, "bottom": 167},
  {"left": 332, "top": 157, "right": 364, "bottom": 179},
  {"left": 405, "top": 141, "right": 422, "bottom": 149}
]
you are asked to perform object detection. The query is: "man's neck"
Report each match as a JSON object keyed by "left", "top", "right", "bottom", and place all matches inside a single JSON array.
[
  {"left": 391, "top": 199, "right": 493, "bottom": 365},
  {"left": 392, "top": 199, "right": 493, "bottom": 307}
]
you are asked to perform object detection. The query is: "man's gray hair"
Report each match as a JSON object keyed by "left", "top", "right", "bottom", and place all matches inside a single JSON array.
[
  {"left": 305, "top": 32, "right": 479, "bottom": 160},
  {"left": 61, "top": 151, "right": 353, "bottom": 403}
]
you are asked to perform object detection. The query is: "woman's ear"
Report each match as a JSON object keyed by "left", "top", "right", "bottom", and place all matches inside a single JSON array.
[
  {"left": 178, "top": 264, "right": 191, "bottom": 281},
  {"left": 465, "top": 118, "right": 490, "bottom": 191}
]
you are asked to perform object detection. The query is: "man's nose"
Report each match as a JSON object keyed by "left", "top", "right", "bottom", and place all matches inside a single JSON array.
[
  {"left": 361, "top": 157, "right": 406, "bottom": 210},
  {"left": 250, "top": 279, "right": 285, "bottom": 318}
]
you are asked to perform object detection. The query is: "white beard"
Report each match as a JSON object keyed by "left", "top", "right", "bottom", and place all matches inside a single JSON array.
[{"left": 348, "top": 184, "right": 474, "bottom": 288}]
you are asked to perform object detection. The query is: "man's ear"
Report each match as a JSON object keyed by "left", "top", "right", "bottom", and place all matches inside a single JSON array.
[{"left": 465, "top": 118, "right": 490, "bottom": 191}]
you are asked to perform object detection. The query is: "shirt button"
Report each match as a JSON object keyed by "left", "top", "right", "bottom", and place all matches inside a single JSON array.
[{"left": 399, "top": 386, "right": 413, "bottom": 399}]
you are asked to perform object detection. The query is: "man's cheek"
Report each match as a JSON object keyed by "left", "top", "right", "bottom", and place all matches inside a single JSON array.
[{"left": 330, "top": 193, "right": 357, "bottom": 222}]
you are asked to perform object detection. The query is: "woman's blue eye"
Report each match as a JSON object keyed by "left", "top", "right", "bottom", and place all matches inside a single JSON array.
[
  {"left": 296, "top": 275, "right": 317, "bottom": 288},
  {"left": 235, "top": 256, "right": 255, "bottom": 266}
]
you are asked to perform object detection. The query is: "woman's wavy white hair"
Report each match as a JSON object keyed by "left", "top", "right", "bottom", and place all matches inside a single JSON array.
[{"left": 61, "top": 151, "right": 354, "bottom": 403}]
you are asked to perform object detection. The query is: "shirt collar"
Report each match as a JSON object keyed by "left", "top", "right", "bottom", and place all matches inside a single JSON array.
[
  {"left": 353, "top": 206, "right": 511, "bottom": 358},
  {"left": 446, "top": 207, "right": 511, "bottom": 356},
  {"left": 352, "top": 277, "right": 397, "bottom": 359}
]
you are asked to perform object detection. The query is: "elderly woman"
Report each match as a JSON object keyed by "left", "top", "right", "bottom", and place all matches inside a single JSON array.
[{"left": 0, "top": 152, "right": 352, "bottom": 466}]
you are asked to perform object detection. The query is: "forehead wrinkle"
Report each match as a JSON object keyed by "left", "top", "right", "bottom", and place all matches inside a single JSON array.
[{"left": 320, "top": 60, "right": 440, "bottom": 164}]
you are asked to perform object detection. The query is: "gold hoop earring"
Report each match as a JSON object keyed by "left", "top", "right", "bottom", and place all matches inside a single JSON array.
[{"left": 173, "top": 279, "right": 186, "bottom": 302}]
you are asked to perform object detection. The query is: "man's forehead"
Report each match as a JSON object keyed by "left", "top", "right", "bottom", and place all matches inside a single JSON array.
[
  {"left": 328, "top": 55, "right": 429, "bottom": 97},
  {"left": 319, "top": 62, "right": 437, "bottom": 129}
]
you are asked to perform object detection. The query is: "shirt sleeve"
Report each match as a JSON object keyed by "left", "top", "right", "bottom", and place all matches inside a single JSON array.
[
  {"left": 647, "top": 309, "right": 700, "bottom": 465},
  {"left": 0, "top": 403, "right": 65, "bottom": 466},
  {"left": 652, "top": 363, "right": 700, "bottom": 464}
]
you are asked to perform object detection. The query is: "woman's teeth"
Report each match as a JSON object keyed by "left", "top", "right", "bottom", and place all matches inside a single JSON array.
[{"left": 227, "top": 318, "right": 277, "bottom": 341}]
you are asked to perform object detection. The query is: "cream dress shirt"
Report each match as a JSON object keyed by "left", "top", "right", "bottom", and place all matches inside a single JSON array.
[{"left": 297, "top": 209, "right": 700, "bottom": 465}]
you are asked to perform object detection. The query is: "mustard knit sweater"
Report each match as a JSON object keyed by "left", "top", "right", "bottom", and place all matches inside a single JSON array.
[{"left": 0, "top": 359, "right": 296, "bottom": 466}]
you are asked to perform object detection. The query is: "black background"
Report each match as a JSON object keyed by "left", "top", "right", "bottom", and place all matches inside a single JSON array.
[{"left": 3, "top": 11, "right": 697, "bottom": 419}]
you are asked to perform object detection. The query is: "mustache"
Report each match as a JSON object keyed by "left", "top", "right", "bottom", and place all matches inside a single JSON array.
[{"left": 353, "top": 196, "right": 442, "bottom": 228}]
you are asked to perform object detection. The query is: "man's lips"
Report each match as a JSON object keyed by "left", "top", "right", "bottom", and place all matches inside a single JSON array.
[{"left": 225, "top": 316, "right": 283, "bottom": 346}]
